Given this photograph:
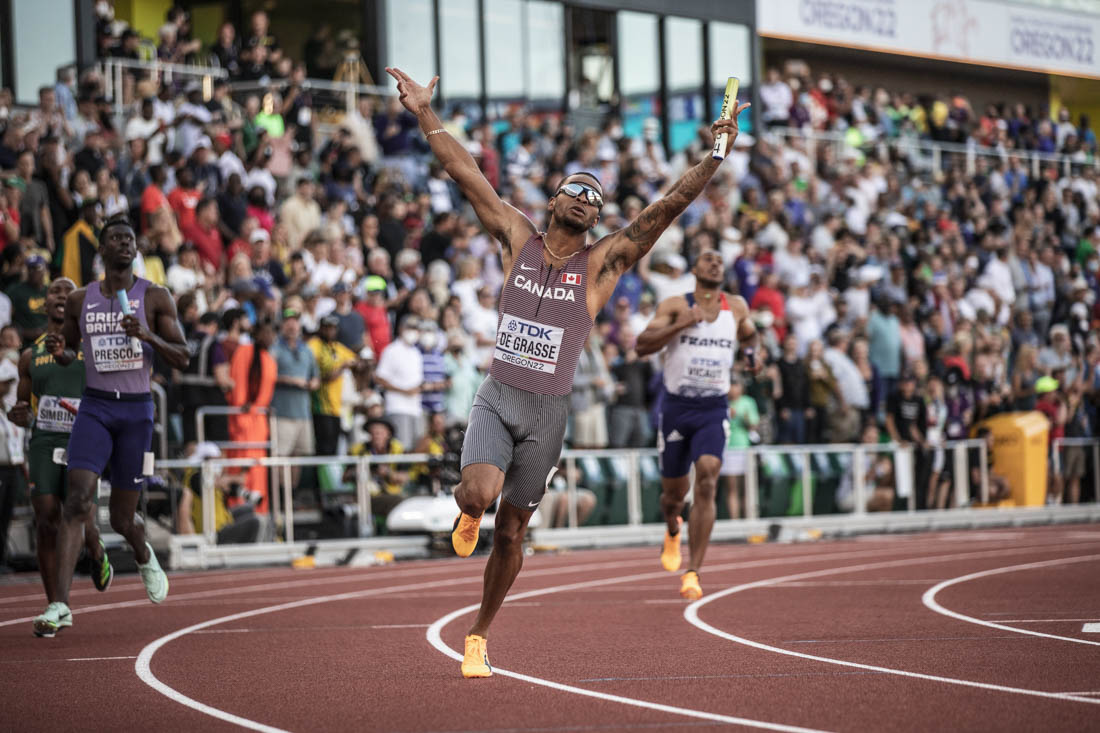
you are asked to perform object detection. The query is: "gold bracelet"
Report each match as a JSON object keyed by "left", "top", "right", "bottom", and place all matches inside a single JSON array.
[{"left": 425, "top": 128, "right": 446, "bottom": 137}]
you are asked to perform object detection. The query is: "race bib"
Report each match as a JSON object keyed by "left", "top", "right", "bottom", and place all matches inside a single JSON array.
[
  {"left": 493, "top": 314, "right": 563, "bottom": 374},
  {"left": 90, "top": 334, "right": 143, "bottom": 373},
  {"left": 36, "top": 395, "right": 80, "bottom": 433},
  {"left": 680, "top": 352, "right": 734, "bottom": 396}
]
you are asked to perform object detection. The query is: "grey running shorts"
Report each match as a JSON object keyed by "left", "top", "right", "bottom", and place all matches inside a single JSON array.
[{"left": 461, "top": 375, "right": 570, "bottom": 510}]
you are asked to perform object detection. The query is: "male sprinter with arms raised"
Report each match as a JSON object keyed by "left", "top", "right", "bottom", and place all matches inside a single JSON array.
[
  {"left": 42, "top": 214, "right": 189, "bottom": 631},
  {"left": 386, "top": 66, "right": 748, "bottom": 678},
  {"left": 9, "top": 277, "right": 106, "bottom": 637},
  {"left": 636, "top": 250, "right": 757, "bottom": 600}
]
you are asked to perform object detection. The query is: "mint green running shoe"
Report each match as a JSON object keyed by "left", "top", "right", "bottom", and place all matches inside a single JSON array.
[
  {"left": 92, "top": 539, "right": 113, "bottom": 592},
  {"left": 32, "top": 602, "right": 72, "bottom": 638},
  {"left": 138, "top": 542, "right": 168, "bottom": 604}
]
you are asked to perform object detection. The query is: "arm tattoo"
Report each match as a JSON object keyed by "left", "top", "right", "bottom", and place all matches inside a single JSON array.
[{"left": 600, "top": 158, "right": 719, "bottom": 281}]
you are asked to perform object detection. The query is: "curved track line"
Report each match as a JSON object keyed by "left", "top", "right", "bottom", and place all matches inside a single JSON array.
[
  {"left": 135, "top": 538, "right": 1094, "bottom": 730},
  {"left": 134, "top": 557, "right": 721, "bottom": 732},
  {"left": 684, "top": 549, "right": 1100, "bottom": 705},
  {"left": 426, "top": 575, "right": 832, "bottom": 733},
  {"left": 922, "top": 554, "right": 1100, "bottom": 647},
  {"left": 137, "top": 548, "right": 904, "bottom": 732}
]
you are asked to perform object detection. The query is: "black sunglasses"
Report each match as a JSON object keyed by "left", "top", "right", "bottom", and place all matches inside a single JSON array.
[{"left": 557, "top": 182, "right": 603, "bottom": 209}]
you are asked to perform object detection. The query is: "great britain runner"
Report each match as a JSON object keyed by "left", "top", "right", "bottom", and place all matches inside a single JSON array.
[
  {"left": 636, "top": 250, "right": 757, "bottom": 601},
  {"left": 386, "top": 66, "right": 750, "bottom": 678},
  {"left": 42, "top": 214, "right": 190, "bottom": 634}
]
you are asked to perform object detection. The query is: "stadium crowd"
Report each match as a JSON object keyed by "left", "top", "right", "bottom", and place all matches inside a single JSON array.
[{"left": 0, "top": 7, "right": 1098, "bottom": 550}]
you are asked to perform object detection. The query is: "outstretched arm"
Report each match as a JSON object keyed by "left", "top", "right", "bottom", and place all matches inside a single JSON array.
[
  {"left": 594, "top": 103, "right": 750, "bottom": 288},
  {"left": 385, "top": 68, "right": 534, "bottom": 255}
]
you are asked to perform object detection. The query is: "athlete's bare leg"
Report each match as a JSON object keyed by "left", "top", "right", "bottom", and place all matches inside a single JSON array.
[
  {"left": 453, "top": 463, "right": 506, "bottom": 518},
  {"left": 55, "top": 469, "right": 102, "bottom": 603},
  {"left": 467, "top": 499, "right": 534, "bottom": 638},
  {"left": 686, "top": 455, "right": 721, "bottom": 571},
  {"left": 31, "top": 496, "right": 61, "bottom": 603},
  {"left": 659, "top": 475, "right": 691, "bottom": 535},
  {"left": 109, "top": 486, "right": 150, "bottom": 564}
]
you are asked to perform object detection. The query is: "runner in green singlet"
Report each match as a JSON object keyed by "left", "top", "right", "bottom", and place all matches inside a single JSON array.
[{"left": 8, "top": 277, "right": 112, "bottom": 638}]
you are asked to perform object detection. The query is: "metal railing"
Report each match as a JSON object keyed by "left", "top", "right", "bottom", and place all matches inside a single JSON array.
[
  {"left": 770, "top": 125, "right": 1097, "bottom": 179},
  {"left": 143, "top": 435, "right": 1100, "bottom": 546},
  {"left": 189, "top": 452, "right": 430, "bottom": 545},
  {"left": 96, "top": 57, "right": 394, "bottom": 123},
  {"left": 98, "top": 57, "right": 228, "bottom": 119}
]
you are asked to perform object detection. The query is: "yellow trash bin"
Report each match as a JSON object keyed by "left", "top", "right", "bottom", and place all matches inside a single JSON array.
[{"left": 977, "top": 412, "right": 1049, "bottom": 507}]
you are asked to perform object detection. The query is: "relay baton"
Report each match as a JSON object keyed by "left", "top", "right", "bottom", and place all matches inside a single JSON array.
[
  {"left": 711, "top": 76, "right": 740, "bottom": 161},
  {"left": 116, "top": 290, "right": 143, "bottom": 354}
]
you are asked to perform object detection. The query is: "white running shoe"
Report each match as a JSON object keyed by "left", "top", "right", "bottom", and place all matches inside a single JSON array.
[
  {"left": 138, "top": 542, "right": 169, "bottom": 604},
  {"left": 33, "top": 602, "right": 72, "bottom": 637}
]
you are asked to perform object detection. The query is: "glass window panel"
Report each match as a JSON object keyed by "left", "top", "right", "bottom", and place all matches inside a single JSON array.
[
  {"left": 617, "top": 10, "right": 660, "bottom": 141},
  {"left": 708, "top": 21, "right": 753, "bottom": 130},
  {"left": 440, "top": 0, "right": 481, "bottom": 99},
  {"left": 664, "top": 17, "right": 702, "bottom": 92},
  {"left": 385, "top": 0, "right": 437, "bottom": 86},
  {"left": 664, "top": 17, "right": 703, "bottom": 152},
  {"left": 12, "top": 0, "right": 75, "bottom": 105},
  {"left": 485, "top": 0, "right": 524, "bottom": 99},
  {"left": 617, "top": 11, "right": 659, "bottom": 97},
  {"left": 525, "top": 1, "right": 565, "bottom": 101}
]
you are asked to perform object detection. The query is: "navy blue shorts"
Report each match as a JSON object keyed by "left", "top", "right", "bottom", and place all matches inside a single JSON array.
[
  {"left": 658, "top": 394, "right": 729, "bottom": 478},
  {"left": 67, "top": 394, "right": 154, "bottom": 491}
]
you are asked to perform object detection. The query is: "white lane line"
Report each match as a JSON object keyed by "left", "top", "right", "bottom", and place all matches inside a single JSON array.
[
  {"left": 774, "top": 580, "right": 944, "bottom": 587},
  {"left": 0, "top": 568, "right": 295, "bottom": 606},
  {"left": 427, "top": 591, "right": 830, "bottom": 733},
  {"left": 138, "top": 546, "right": 910, "bottom": 733},
  {"left": 1, "top": 556, "right": 655, "bottom": 629},
  {"left": 370, "top": 623, "right": 432, "bottom": 628},
  {"left": 922, "top": 555, "right": 1100, "bottom": 648},
  {"left": 0, "top": 655, "right": 139, "bottom": 664},
  {"left": 685, "top": 548, "right": 1100, "bottom": 705},
  {"left": 991, "top": 619, "right": 1100, "bottom": 624},
  {"left": 134, "top": 538, "right": 1098, "bottom": 732},
  {"left": 783, "top": 635, "right": 1027, "bottom": 644},
  {"left": 135, "top": 556, "right": 745, "bottom": 733},
  {"left": 1084, "top": 623, "right": 1100, "bottom": 633}
]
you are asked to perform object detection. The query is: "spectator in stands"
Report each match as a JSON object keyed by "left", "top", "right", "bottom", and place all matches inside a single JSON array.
[
  {"left": 9, "top": 254, "right": 48, "bottom": 346},
  {"left": 418, "top": 321, "right": 449, "bottom": 417},
  {"left": 720, "top": 375, "right": 759, "bottom": 519},
  {"left": 970, "top": 427, "right": 1012, "bottom": 503},
  {"left": 886, "top": 372, "right": 931, "bottom": 507},
  {"left": 570, "top": 334, "right": 613, "bottom": 449},
  {"left": 225, "top": 318, "right": 277, "bottom": 511},
  {"left": 867, "top": 298, "right": 902, "bottom": 395},
  {"left": 210, "top": 22, "right": 241, "bottom": 76},
  {"left": 308, "top": 313, "right": 357, "bottom": 456},
  {"left": 280, "top": 176, "right": 321, "bottom": 251},
  {"left": 358, "top": 416, "right": 407, "bottom": 528},
  {"left": 836, "top": 422, "right": 895, "bottom": 513},
  {"left": 538, "top": 460, "right": 597, "bottom": 528},
  {"left": 607, "top": 330, "right": 653, "bottom": 448},
  {"left": 58, "top": 199, "right": 100, "bottom": 287},
  {"left": 775, "top": 333, "right": 810, "bottom": 444},
  {"left": 759, "top": 68, "right": 792, "bottom": 129},
  {"left": 374, "top": 315, "right": 424, "bottom": 447},
  {"left": 271, "top": 308, "right": 319, "bottom": 489}
]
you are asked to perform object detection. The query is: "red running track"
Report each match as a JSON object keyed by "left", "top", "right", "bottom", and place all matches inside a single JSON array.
[{"left": 1, "top": 524, "right": 1099, "bottom": 732}]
